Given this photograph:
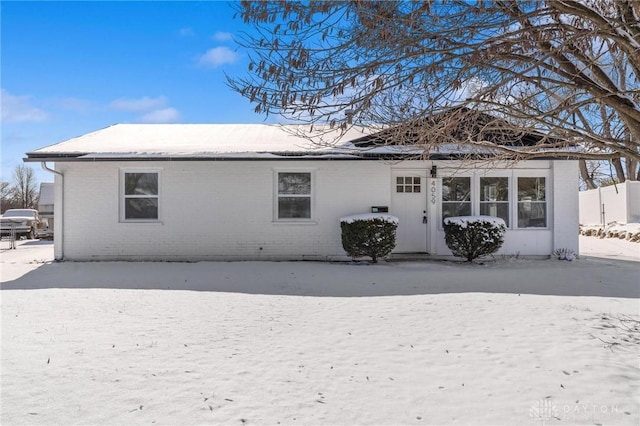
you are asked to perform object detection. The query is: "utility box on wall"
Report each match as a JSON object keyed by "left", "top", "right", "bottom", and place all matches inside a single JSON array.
[{"left": 371, "top": 206, "right": 389, "bottom": 213}]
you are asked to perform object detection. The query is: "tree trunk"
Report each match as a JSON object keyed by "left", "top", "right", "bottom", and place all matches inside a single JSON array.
[
  {"left": 579, "top": 160, "right": 597, "bottom": 189},
  {"left": 626, "top": 158, "right": 639, "bottom": 181},
  {"left": 612, "top": 158, "right": 626, "bottom": 183}
]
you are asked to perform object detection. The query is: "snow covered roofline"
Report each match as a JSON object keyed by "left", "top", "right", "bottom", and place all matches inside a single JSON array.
[
  {"left": 25, "top": 123, "right": 417, "bottom": 162},
  {"left": 25, "top": 124, "right": 362, "bottom": 161},
  {"left": 24, "top": 119, "right": 576, "bottom": 163}
]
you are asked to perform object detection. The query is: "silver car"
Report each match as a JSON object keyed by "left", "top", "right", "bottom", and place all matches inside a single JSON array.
[{"left": 0, "top": 209, "right": 41, "bottom": 239}]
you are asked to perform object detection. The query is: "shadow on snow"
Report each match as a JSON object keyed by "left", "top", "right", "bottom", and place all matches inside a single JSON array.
[{"left": 2, "top": 256, "right": 639, "bottom": 298}]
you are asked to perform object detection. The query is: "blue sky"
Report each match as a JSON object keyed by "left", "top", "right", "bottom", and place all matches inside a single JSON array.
[{"left": 1, "top": 1, "right": 269, "bottom": 183}]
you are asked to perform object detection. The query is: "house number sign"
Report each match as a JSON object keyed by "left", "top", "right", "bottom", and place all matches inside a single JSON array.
[{"left": 430, "top": 180, "right": 437, "bottom": 205}]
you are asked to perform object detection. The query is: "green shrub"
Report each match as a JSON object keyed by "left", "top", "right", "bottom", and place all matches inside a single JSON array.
[
  {"left": 340, "top": 214, "right": 399, "bottom": 263},
  {"left": 443, "top": 216, "right": 506, "bottom": 262}
]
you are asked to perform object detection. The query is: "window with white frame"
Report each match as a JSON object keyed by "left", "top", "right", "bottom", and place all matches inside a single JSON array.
[
  {"left": 122, "top": 172, "right": 159, "bottom": 220},
  {"left": 277, "top": 172, "right": 312, "bottom": 219},
  {"left": 442, "top": 177, "right": 471, "bottom": 220},
  {"left": 480, "top": 177, "right": 509, "bottom": 226},
  {"left": 517, "top": 177, "right": 546, "bottom": 227}
]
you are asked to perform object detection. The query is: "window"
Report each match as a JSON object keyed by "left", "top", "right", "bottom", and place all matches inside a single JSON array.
[
  {"left": 518, "top": 177, "right": 546, "bottom": 227},
  {"left": 277, "top": 172, "right": 312, "bottom": 219},
  {"left": 480, "top": 177, "right": 509, "bottom": 226},
  {"left": 122, "top": 172, "right": 159, "bottom": 220},
  {"left": 396, "top": 176, "right": 421, "bottom": 193},
  {"left": 442, "top": 177, "right": 471, "bottom": 219}
]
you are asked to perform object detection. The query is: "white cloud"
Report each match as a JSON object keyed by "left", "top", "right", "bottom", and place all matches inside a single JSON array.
[
  {"left": 179, "top": 27, "right": 195, "bottom": 37},
  {"left": 55, "top": 97, "right": 94, "bottom": 112},
  {"left": 212, "top": 31, "right": 233, "bottom": 42},
  {"left": 139, "top": 108, "right": 181, "bottom": 123},
  {"left": 1, "top": 89, "right": 49, "bottom": 123},
  {"left": 109, "top": 96, "right": 167, "bottom": 112},
  {"left": 197, "top": 46, "right": 239, "bottom": 68}
]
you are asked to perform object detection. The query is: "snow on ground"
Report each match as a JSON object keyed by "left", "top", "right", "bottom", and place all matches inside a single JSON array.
[
  {"left": 580, "top": 235, "right": 640, "bottom": 263},
  {"left": 1, "top": 240, "right": 639, "bottom": 425},
  {"left": 580, "top": 222, "right": 640, "bottom": 243}
]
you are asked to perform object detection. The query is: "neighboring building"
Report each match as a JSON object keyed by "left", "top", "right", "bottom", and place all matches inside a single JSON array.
[
  {"left": 37, "top": 182, "right": 55, "bottom": 234},
  {"left": 25, "top": 122, "right": 578, "bottom": 261}
]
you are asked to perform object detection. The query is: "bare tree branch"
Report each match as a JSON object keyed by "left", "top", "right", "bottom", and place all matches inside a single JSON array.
[
  {"left": 229, "top": 0, "right": 640, "bottom": 173},
  {"left": 11, "top": 164, "right": 38, "bottom": 209}
]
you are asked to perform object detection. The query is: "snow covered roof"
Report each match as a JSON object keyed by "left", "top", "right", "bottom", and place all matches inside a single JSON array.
[
  {"left": 25, "top": 124, "right": 383, "bottom": 161},
  {"left": 24, "top": 121, "right": 574, "bottom": 162}
]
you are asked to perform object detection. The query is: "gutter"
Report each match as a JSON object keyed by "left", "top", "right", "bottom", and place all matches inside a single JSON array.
[
  {"left": 40, "top": 162, "right": 64, "bottom": 260},
  {"left": 24, "top": 151, "right": 582, "bottom": 162}
]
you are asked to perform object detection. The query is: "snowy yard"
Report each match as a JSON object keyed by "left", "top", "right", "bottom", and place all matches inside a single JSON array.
[{"left": 1, "top": 239, "right": 638, "bottom": 425}]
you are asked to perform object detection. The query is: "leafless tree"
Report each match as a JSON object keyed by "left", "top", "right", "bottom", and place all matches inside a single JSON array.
[
  {"left": 11, "top": 164, "right": 38, "bottom": 209},
  {"left": 0, "top": 181, "right": 15, "bottom": 212},
  {"left": 229, "top": 0, "right": 639, "bottom": 176}
]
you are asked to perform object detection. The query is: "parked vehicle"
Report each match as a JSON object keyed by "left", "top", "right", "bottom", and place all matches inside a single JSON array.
[
  {"left": 36, "top": 218, "right": 54, "bottom": 239},
  {"left": 0, "top": 209, "right": 41, "bottom": 239}
]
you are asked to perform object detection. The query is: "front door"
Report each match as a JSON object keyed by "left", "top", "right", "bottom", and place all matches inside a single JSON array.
[{"left": 391, "top": 170, "right": 428, "bottom": 252}]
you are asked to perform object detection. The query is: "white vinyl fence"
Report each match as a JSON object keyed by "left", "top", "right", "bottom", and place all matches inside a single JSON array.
[{"left": 579, "top": 181, "right": 640, "bottom": 225}]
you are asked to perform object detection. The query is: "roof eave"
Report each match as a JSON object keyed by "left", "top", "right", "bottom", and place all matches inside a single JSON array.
[{"left": 24, "top": 151, "right": 576, "bottom": 162}]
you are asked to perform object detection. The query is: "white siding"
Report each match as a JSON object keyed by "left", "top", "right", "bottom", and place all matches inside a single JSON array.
[
  {"left": 57, "top": 161, "right": 390, "bottom": 261},
  {"left": 552, "top": 160, "right": 579, "bottom": 254}
]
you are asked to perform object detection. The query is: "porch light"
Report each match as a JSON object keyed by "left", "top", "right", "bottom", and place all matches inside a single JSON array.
[{"left": 430, "top": 165, "right": 437, "bottom": 178}]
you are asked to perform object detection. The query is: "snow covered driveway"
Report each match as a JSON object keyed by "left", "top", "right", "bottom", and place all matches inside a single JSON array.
[{"left": 1, "top": 240, "right": 639, "bottom": 425}]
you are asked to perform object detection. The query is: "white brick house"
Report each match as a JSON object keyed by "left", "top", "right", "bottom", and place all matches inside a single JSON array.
[{"left": 25, "top": 123, "right": 578, "bottom": 261}]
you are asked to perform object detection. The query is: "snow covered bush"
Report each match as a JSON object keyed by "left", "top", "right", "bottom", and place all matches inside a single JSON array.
[
  {"left": 443, "top": 216, "right": 506, "bottom": 262},
  {"left": 553, "top": 248, "right": 576, "bottom": 261},
  {"left": 340, "top": 214, "right": 399, "bottom": 263}
]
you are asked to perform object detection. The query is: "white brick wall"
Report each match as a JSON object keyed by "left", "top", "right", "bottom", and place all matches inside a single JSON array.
[
  {"left": 552, "top": 160, "right": 579, "bottom": 253},
  {"left": 53, "top": 159, "right": 578, "bottom": 260},
  {"left": 56, "top": 160, "right": 390, "bottom": 261}
]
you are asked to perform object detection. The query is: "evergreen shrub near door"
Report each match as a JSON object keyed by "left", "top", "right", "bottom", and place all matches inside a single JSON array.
[
  {"left": 443, "top": 216, "right": 506, "bottom": 262},
  {"left": 340, "top": 214, "right": 399, "bottom": 263}
]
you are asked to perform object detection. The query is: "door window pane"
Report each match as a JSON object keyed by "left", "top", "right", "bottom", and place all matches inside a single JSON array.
[{"left": 396, "top": 176, "right": 421, "bottom": 193}]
